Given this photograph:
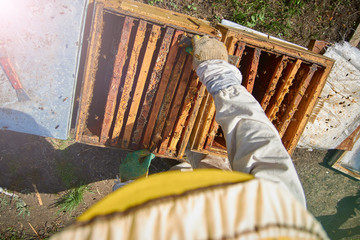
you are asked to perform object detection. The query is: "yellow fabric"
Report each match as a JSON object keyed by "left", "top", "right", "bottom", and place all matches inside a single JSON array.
[{"left": 78, "top": 169, "right": 253, "bottom": 222}]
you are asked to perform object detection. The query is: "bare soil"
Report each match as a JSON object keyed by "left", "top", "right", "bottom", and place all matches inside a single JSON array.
[{"left": 1, "top": 0, "right": 360, "bottom": 239}]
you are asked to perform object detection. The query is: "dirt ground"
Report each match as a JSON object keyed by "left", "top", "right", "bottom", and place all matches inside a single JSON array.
[{"left": 0, "top": 0, "right": 360, "bottom": 239}]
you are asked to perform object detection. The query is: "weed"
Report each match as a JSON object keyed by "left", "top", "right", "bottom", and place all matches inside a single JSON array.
[
  {"left": 185, "top": 3, "right": 197, "bottom": 11},
  {"left": 148, "top": 0, "right": 162, "bottom": 6},
  {"left": 1, "top": 227, "right": 26, "bottom": 240},
  {"left": 15, "top": 199, "right": 30, "bottom": 218},
  {"left": 169, "top": 0, "right": 177, "bottom": 9},
  {"left": 52, "top": 185, "right": 90, "bottom": 214},
  {"left": 55, "top": 161, "right": 77, "bottom": 188},
  {"left": 0, "top": 195, "right": 8, "bottom": 208}
]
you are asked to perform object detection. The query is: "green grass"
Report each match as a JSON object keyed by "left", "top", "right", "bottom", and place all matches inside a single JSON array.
[
  {"left": 0, "top": 227, "right": 26, "bottom": 240},
  {"left": 52, "top": 185, "right": 90, "bottom": 214},
  {"left": 15, "top": 199, "right": 30, "bottom": 218}
]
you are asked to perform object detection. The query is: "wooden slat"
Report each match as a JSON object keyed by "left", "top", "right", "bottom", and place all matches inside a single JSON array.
[
  {"left": 158, "top": 56, "right": 193, "bottom": 154},
  {"left": 152, "top": 49, "right": 187, "bottom": 151},
  {"left": 178, "top": 84, "right": 206, "bottom": 158},
  {"left": 197, "top": 96, "right": 217, "bottom": 149},
  {"left": 226, "top": 36, "right": 237, "bottom": 55},
  {"left": 266, "top": 59, "right": 302, "bottom": 121},
  {"left": 121, "top": 24, "right": 161, "bottom": 148},
  {"left": 283, "top": 65, "right": 333, "bottom": 154},
  {"left": 76, "top": 3, "right": 104, "bottom": 141},
  {"left": 337, "top": 125, "right": 360, "bottom": 151},
  {"left": 260, "top": 55, "right": 288, "bottom": 110},
  {"left": 243, "top": 48, "right": 261, "bottom": 93},
  {"left": 98, "top": 16, "right": 134, "bottom": 144},
  {"left": 112, "top": 20, "right": 147, "bottom": 142},
  {"left": 234, "top": 41, "right": 246, "bottom": 68},
  {"left": 168, "top": 73, "right": 199, "bottom": 151},
  {"left": 131, "top": 27, "right": 175, "bottom": 147},
  {"left": 142, "top": 30, "right": 184, "bottom": 147},
  {"left": 276, "top": 64, "right": 318, "bottom": 137},
  {"left": 204, "top": 116, "right": 219, "bottom": 150}
]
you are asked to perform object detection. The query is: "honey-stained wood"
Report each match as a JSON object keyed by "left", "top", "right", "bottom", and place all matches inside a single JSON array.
[
  {"left": 276, "top": 64, "right": 318, "bottom": 137},
  {"left": 120, "top": 24, "right": 162, "bottom": 148},
  {"left": 190, "top": 92, "right": 210, "bottom": 150},
  {"left": 76, "top": 3, "right": 104, "bottom": 141},
  {"left": 204, "top": 116, "right": 219, "bottom": 150},
  {"left": 336, "top": 125, "right": 360, "bottom": 151},
  {"left": 131, "top": 27, "right": 175, "bottom": 147},
  {"left": 177, "top": 83, "right": 206, "bottom": 158},
  {"left": 99, "top": 16, "right": 134, "bottom": 144},
  {"left": 261, "top": 55, "right": 288, "bottom": 110},
  {"left": 225, "top": 36, "right": 237, "bottom": 55},
  {"left": 168, "top": 73, "right": 199, "bottom": 151},
  {"left": 234, "top": 41, "right": 246, "bottom": 68},
  {"left": 283, "top": 65, "right": 333, "bottom": 154},
  {"left": 142, "top": 30, "right": 184, "bottom": 148},
  {"left": 243, "top": 48, "right": 261, "bottom": 93},
  {"left": 158, "top": 56, "right": 193, "bottom": 155},
  {"left": 111, "top": 20, "right": 147, "bottom": 143},
  {"left": 266, "top": 59, "right": 302, "bottom": 121}
]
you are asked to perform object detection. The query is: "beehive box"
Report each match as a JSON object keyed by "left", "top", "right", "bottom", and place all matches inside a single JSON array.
[
  {"left": 190, "top": 24, "right": 334, "bottom": 156},
  {"left": 74, "top": 0, "right": 217, "bottom": 159}
]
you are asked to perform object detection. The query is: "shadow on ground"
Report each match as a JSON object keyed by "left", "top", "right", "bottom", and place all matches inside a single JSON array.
[{"left": 0, "top": 130, "right": 178, "bottom": 194}]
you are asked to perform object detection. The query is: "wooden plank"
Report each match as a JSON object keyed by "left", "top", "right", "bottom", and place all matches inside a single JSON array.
[
  {"left": 336, "top": 125, "right": 360, "bottom": 151},
  {"left": 111, "top": 20, "right": 147, "bottom": 142},
  {"left": 76, "top": 3, "right": 104, "bottom": 141},
  {"left": 152, "top": 49, "right": 187, "bottom": 152},
  {"left": 197, "top": 96, "right": 217, "bottom": 149},
  {"left": 168, "top": 72, "right": 199, "bottom": 151},
  {"left": 204, "top": 115, "right": 219, "bottom": 150},
  {"left": 243, "top": 48, "right": 261, "bottom": 93},
  {"left": 178, "top": 84, "right": 206, "bottom": 158},
  {"left": 266, "top": 59, "right": 302, "bottom": 121},
  {"left": 276, "top": 64, "right": 318, "bottom": 137},
  {"left": 131, "top": 27, "right": 175, "bottom": 147},
  {"left": 234, "top": 41, "right": 246, "bottom": 68},
  {"left": 158, "top": 56, "right": 193, "bottom": 154},
  {"left": 283, "top": 64, "right": 333, "bottom": 154},
  {"left": 349, "top": 23, "right": 360, "bottom": 47},
  {"left": 226, "top": 36, "right": 237, "bottom": 55},
  {"left": 121, "top": 24, "right": 161, "bottom": 148},
  {"left": 98, "top": 16, "right": 134, "bottom": 144},
  {"left": 260, "top": 55, "right": 288, "bottom": 110},
  {"left": 142, "top": 30, "right": 184, "bottom": 148}
]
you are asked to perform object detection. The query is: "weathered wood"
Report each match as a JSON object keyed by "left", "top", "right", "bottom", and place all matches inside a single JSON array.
[
  {"left": 168, "top": 72, "right": 199, "bottom": 151},
  {"left": 336, "top": 125, "right": 360, "bottom": 151},
  {"left": 266, "top": 59, "right": 302, "bottom": 121},
  {"left": 112, "top": 20, "right": 147, "bottom": 142},
  {"left": 131, "top": 27, "right": 175, "bottom": 147},
  {"left": 243, "top": 48, "right": 261, "bottom": 93},
  {"left": 261, "top": 55, "right": 288, "bottom": 110},
  {"left": 349, "top": 23, "right": 360, "bottom": 47},
  {"left": 276, "top": 64, "right": 318, "bottom": 137},
  {"left": 76, "top": 3, "right": 104, "bottom": 141},
  {"left": 142, "top": 30, "right": 184, "bottom": 148},
  {"left": 178, "top": 83, "right": 206, "bottom": 158},
  {"left": 226, "top": 36, "right": 237, "bottom": 55},
  {"left": 283, "top": 64, "right": 333, "bottom": 155},
  {"left": 196, "top": 95, "right": 217, "bottom": 150},
  {"left": 234, "top": 41, "right": 246, "bottom": 68},
  {"left": 204, "top": 116, "right": 219, "bottom": 150},
  {"left": 99, "top": 16, "right": 134, "bottom": 144},
  {"left": 158, "top": 56, "right": 193, "bottom": 154},
  {"left": 121, "top": 24, "right": 161, "bottom": 148}
]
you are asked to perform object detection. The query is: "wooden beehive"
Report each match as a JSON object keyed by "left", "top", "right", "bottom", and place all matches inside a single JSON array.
[
  {"left": 190, "top": 24, "right": 334, "bottom": 156},
  {"left": 74, "top": 0, "right": 217, "bottom": 159}
]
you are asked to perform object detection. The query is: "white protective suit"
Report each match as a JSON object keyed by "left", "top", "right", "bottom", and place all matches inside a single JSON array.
[{"left": 197, "top": 60, "right": 306, "bottom": 207}]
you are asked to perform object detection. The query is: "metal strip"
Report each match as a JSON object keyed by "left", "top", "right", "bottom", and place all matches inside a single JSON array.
[
  {"left": 131, "top": 27, "right": 175, "bottom": 146},
  {"left": 142, "top": 30, "right": 184, "bottom": 147},
  {"left": 261, "top": 55, "right": 288, "bottom": 110},
  {"left": 76, "top": 3, "right": 104, "bottom": 141},
  {"left": 121, "top": 24, "right": 161, "bottom": 148},
  {"left": 266, "top": 59, "right": 302, "bottom": 121},
  {"left": 111, "top": 20, "right": 147, "bottom": 142},
  {"left": 243, "top": 48, "right": 261, "bottom": 93},
  {"left": 276, "top": 64, "right": 318, "bottom": 137},
  {"left": 158, "top": 55, "right": 193, "bottom": 154},
  {"left": 99, "top": 16, "right": 134, "bottom": 144}
]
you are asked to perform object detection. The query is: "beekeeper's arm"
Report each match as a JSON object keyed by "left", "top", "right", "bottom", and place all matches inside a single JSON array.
[{"left": 193, "top": 36, "right": 306, "bottom": 206}]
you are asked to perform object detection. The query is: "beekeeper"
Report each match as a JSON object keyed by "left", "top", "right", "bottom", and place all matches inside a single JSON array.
[{"left": 51, "top": 36, "right": 328, "bottom": 240}]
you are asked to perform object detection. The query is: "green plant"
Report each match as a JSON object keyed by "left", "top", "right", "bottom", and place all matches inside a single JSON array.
[
  {"left": 56, "top": 161, "right": 77, "bottom": 188},
  {"left": 186, "top": 3, "right": 197, "bottom": 11},
  {"left": 52, "top": 185, "right": 90, "bottom": 214},
  {"left": 169, "top": 0, "right": 177, "bottom": 9},
  {"left": 1, "top": 227, "right": 26, "bottom": 240},
  {"left": 15, "top": 199, "right": 30, "bottom": 218},
  {"left": 148, "top": 0, "right": 162, "bottom": 6},
  {"left": 0, "top": 195, "right": 8, "bottom": 208}
]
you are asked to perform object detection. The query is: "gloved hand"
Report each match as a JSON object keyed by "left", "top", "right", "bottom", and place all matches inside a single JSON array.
[{"left": 192, "top": 35, "right": 228, "bottom": 70}]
